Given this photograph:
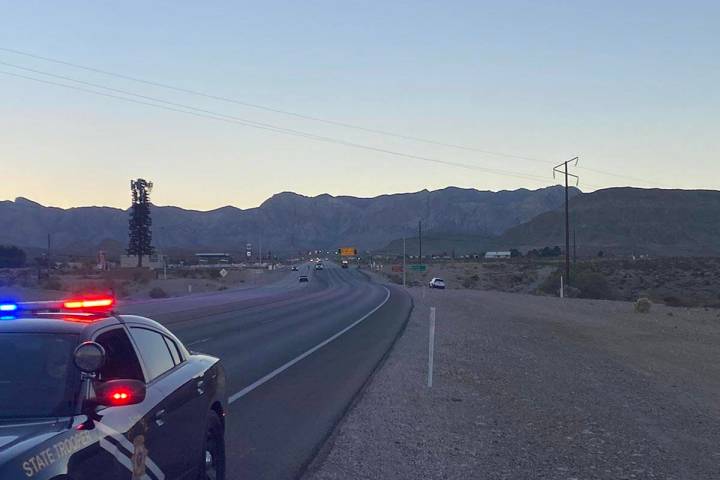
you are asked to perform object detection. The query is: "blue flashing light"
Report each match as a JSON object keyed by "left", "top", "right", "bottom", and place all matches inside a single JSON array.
[{"left": 0, "top": 303, "right": 18, "bottom": 312}]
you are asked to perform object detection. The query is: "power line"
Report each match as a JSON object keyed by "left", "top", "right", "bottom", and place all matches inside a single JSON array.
[
  {"left": 0, "top": 46, "right": 553, "bottom": 163},
  {"left": 0, "top": 69, "right": 556, "bottom": 185},
  {"left": 0, "top": 46, "right": 665, "bottom": 187}
]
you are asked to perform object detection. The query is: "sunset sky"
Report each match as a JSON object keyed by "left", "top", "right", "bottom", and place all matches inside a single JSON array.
[{"left": 1, "top": 0, "right": 717, "bottom": 210}]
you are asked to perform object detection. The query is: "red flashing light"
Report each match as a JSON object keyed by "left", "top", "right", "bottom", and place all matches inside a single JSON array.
[
  {"left": 63, "top": 297, "right": 115, "bottom": 311},
  {"left": 108, "top": 389, "right": 132, "bottom": 405}
]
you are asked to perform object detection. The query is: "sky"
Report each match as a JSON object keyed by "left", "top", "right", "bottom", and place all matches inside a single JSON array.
[{"left": 0, "top": 0, "right": 718, "bottom": 210}]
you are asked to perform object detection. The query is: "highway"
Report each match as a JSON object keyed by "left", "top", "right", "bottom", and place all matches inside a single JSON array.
[{"left": 118, "top": 262, "right": 412, "bottom": 479}]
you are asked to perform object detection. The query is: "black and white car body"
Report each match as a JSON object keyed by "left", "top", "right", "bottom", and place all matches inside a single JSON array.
[{"left": 0, "top": 297, "right": 227, "bottom": 480}]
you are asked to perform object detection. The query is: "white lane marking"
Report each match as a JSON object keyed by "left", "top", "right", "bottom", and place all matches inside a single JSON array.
[
  {"left": 187, "top": 337, "right": 211, "bottom": 346},
  {"left": 229, "top": 286, "right": 391, "bottom": 404},
  {"left": 95, "top": 422, "right": 165, "bottom": 480}
]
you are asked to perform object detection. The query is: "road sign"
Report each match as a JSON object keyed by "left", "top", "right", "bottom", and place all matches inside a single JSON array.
[
  {"left": 339, "top": 247, "right": 357, "bottom": 257},
  {"left": 219, "top": 268, "right": 228, "bottom": 278},
  {"left": 409, "top": 264, "right": 427, "bottom": 272},
  {"left": 391, "top": 265, "right": 403, "bottom": 272}
]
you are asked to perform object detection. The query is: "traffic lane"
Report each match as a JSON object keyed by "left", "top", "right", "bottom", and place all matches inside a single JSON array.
[
  {"left": 141, "top": 278, "right": 331, "bottom": 329},
  {"left": 119, "top": 265, "right": 330, "bottom": 321},
  {"left": 225, "top": 284, "right": 412, "bottom": 480},
  {"left": 190, "top": 278, "right": 386, "bottom": 395},
  {"left": 144, "top": 266, "right": 348, "bottom": 340},
  {"left": 164, "top": 281, "right": 352, "bottom": 347},
  {"left": 118, "top": 264, "right": 321, "bottom": 316},
  {"left": 159, "top": 265, "right": 380, "bottom": 387}
]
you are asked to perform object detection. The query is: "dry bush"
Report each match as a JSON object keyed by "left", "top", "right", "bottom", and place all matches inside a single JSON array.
[
  {"left": 40, "top": 276, "right": 63, "bottom": 291},
  {"left": 574, "top": 271, "right": 613, "bottom": 300},
  {"left": 149, "top": 287, "right": 168, "bottom": 299},
  {"left": 635, "top": 297, "right": 652, "bottom": 313},
  {"left": 462, "top": 274, "right": 480, "bottom": 289}
]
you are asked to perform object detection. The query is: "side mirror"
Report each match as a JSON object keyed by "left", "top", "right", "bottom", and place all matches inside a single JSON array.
[
  {"left": 95, "top": 379, "right": 147, "bottom": 407},
  {"left": 74, "top": 341, "right": 106, "bottom": 373}
]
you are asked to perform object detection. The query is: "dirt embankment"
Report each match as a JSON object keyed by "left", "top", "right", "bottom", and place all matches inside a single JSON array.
[
  {"left": 306, "top": 287, "right": 720, "bottom": 480},
  {"left": 377, "top": 257, "right": 720, "bottom": 307}
]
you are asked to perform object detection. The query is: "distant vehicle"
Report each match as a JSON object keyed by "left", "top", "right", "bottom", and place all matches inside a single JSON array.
[
  {"left": 341, "top": 260, "right": 349, "bottom": 269},
  {"left": 484, "top": 251, "right": 512, "bottom": 259},
  {"left": 299, "top": 275, "right": 309, "bottom": 283},
  {"left": 291, "top": 265, "right": 298, "bottom": 271},
  {"left": 0, "top": 296, "right": 227, "bottom": 480},
  {"left": 429, "top": 278, "right": 446, "bottom": 289},
  {"left": 315, "top": 263, "right": 323, "bottom": 270}
]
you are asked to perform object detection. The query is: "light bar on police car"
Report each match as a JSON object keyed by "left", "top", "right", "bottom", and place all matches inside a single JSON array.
[
  {"left": 4, "top": 296, "right": 116, "bottom": 314},
  {"left": 0, "top": 302, "right": 19, "bottom": 312}
]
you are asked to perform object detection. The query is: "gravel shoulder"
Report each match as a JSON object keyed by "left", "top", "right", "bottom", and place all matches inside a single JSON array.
[{"left": 305, "top": 287, "right": 720, "bottom": 480}]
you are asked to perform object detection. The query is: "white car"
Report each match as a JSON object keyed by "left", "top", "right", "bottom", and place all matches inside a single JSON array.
[{"left": 429, "top": 278, "right": 446, "bottom": 289}]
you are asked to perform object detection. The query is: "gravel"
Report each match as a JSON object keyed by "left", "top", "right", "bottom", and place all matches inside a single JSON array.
[{"left": 304, "top": 287, "right": 720, "bottom": 480}]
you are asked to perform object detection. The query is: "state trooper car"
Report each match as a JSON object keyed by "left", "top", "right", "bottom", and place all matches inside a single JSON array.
[{"left": 0, "top": 296, "right": 227, "bottom": 480}]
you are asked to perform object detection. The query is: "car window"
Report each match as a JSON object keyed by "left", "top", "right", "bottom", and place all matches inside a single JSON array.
[
  {"left": 163, "top": 336, "right": 182, "bottom": 365},
  {"left": 0, "top": 333, "right": 79, "bottom": 419},
  {"left": 95, "top": 328, "right": 144, "bottom": 382},
  {"left": 130, "top": 328, "right": 176, "bottom": 381}
]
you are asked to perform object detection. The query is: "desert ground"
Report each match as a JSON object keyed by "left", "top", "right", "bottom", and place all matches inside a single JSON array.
[
  {"left": 307, "top": 285, "right": 720, "bottom": 480},
  {"left": 378, "top": 256, "right": 720, "bottom": 307}
]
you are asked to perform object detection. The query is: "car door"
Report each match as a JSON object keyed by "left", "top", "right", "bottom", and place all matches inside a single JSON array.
[
  {"left": 158, "top": 333, "right": 212, "bottom": 477},
  {"left": 70, "top": 326, "right": 169, "bottom": 480},
  {"left": 128, "top": 326, "right": 205, "bottom": 479}
]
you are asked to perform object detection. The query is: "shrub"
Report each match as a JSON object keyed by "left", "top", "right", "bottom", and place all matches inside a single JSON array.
[
  {"left": 662, "top": 296, "right": 687, "bottom": 307},
  {"left": 574, "top": 271, "right": 612, "bottom": 300},
  {"left": 635, "top": 297, "right": 652, "bottom": 313},
  {"left": 40, "top": 276, "right": 63, "bottom": 291},
  {"left": 149, "top": 287, "right": 168, "bottom": 299},
  {"left": 539, "top": 269, "right": 562, "bottom": 295},
  {"left": 0, "top": 245, "right": 26, "bottom": 268}
]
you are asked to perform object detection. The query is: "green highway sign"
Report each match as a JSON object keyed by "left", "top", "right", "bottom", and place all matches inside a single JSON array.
[{"left": 409, "top": 264, "right": 427, "bottom": 272}]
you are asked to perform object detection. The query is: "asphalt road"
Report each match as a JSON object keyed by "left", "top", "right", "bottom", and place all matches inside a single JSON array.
[{"left": 118, "top": 263, "right": 412, "bottom": 480}]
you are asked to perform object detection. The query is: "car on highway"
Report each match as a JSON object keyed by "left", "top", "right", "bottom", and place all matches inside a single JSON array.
[
  {"left": 291, "top": 265, "right": 298, "bottom": 271},
  {"left": 314, "top": 263, "right": 323, "bottom": 271},
  {"left": 298, "top": 275, "right": 309, "bottom": 283},
  {"left": 341, "top": 260, "right": 349, "bottom": 269},
  {"left": 429, "top": 278, "right": 446, "bottom": 289},
  {"left": 0, "top": 296, "right": 227, "bottom": 480}
]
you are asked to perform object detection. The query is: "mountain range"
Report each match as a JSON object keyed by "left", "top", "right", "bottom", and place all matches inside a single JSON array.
[
  {"left": 2, "top": 186, "right": 718, "bottom": 258},
  {"left": 1, "top": 186, "right": 576, "bottom": 258}
]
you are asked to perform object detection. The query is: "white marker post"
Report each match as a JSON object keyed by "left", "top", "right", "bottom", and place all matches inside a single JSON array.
[
  {"left": 560, "top": 275, "right": 564, "bottom": 299},
  {"left": 428, "top": 307, "right": 436, "bottom": 388}
]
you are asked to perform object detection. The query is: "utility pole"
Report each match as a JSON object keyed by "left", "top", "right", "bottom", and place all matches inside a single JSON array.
[
  {"left": 573, "top": 226, "right": 577, "bottom": 265},
  {"left": 402, "top": 236, "right": 406, "bottom": 287},
  {"left": 553, "top": 157, "right": 579, "bottom": 286},
  {"left": 418, "top": 220, "right": 423, "bottom": 264},
  {"left": 47, "top": 233, "right": 51, "bottom": 277}
]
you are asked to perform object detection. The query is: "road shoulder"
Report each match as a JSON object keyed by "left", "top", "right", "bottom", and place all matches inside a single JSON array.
[{"left": 304, "top": 287, "right": 720, "bottom": 479}]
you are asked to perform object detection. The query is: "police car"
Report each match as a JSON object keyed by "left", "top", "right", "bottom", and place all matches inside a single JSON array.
[{"left": 0, "top": 296, "right": 227, "bottom": 480}]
